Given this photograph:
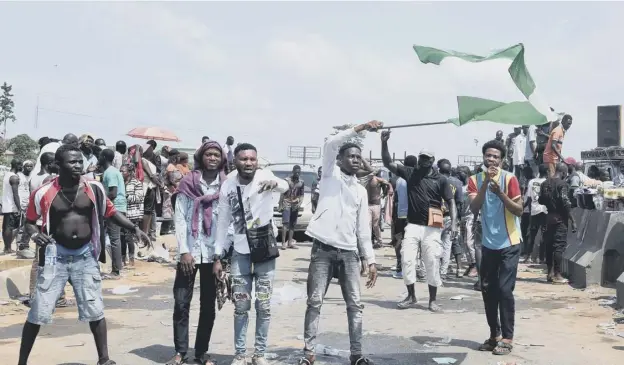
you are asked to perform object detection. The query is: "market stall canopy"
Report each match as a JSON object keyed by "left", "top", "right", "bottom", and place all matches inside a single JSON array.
[{"left": 127, "top": 127, "right": 180, "bottom": 142}]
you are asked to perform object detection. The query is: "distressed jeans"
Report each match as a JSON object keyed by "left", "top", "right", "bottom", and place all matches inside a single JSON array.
[
  {"left": 440, "top": 217, "right": 453, "bottom": 276},
  {"left": 231, "top": 251, "right": 275, "bottom": 356},
  {"left": 303, "top": 240, "right": 363, "bottom": 357}
]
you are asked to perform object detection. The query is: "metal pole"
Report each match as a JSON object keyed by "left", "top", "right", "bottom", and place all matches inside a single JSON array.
[
  {"left": 378, "top": 121, "right": 452, "bottom": 130},
  {"left": 34, "top": 95, "right": 39, "bottom": 128},
  {"left": 303, "top": 146, "right": 306, "bottom": 165}
]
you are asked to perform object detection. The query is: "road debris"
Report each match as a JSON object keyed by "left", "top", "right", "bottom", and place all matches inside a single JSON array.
[
  {"left": 110, "top": 286, "right": 138, "bottom": 295},
  {"left": 433, "top": 357, "right": 457, "bottom": 364},
  {"left": 449, "top": 295, "right": 467, "bottom": 300},
  {"left": 598, "top": 297, "right": 616, "bottom": 307},
  {"left": 65, "top": 342, "right": 85, "bottom": 347}
]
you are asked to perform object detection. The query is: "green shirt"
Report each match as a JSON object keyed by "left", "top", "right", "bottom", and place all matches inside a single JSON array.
[{"left": 103, "top": 166, "right": 127, "bottom": 213}]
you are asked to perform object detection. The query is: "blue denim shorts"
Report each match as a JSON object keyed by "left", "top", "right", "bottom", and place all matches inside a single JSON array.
[{"left": 27, "top": 249, "right": 104, "bottom": 325}]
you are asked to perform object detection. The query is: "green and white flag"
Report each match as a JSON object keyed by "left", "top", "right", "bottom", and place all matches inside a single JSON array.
[{"left": 413, "top": 43, "right": 558, "bottom": 126}]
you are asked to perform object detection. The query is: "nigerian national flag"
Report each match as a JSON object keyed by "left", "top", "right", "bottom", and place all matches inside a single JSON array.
[{"left": 412, "top": 43, "right": 558, "bottom": 126}]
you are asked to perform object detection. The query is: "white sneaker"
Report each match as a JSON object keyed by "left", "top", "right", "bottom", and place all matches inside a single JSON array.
[{"left": 231, "top": 354, "right": 247, "bottom": 365}]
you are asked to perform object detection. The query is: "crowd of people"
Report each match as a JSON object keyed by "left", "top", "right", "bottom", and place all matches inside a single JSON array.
[{"left": 3, "top": 115, "right": 596, "bottom": 365}]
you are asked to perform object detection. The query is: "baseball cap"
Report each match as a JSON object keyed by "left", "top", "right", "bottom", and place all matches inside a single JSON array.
[{"left": 418, "top": 149, "right": 434, "bottom": 158}]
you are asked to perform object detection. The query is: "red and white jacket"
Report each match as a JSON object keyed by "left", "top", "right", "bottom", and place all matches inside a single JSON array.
[{"left": 26, "top": 176, "right": 117, "bottom": 262}]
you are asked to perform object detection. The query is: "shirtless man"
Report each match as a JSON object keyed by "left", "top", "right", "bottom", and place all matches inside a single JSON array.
[
  {"left": 366, "top": 171, "right": 392, "bottom": 248},
  {"left": 17, "top": 144, "right": 149, "bottom": 365}
]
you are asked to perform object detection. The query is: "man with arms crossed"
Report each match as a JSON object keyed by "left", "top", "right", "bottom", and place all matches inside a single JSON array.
[
  {"left": 382, "top": 131, "right": 458, "bottom": 312},
  {"left": 17, "top": 144, "right": 149, "bottom": 365},
  {"left": 299, "top": 120, "right": 381, "bottom": 365},
  {"left": 468, "top": 140, "right": 523, "bottom": 356}
]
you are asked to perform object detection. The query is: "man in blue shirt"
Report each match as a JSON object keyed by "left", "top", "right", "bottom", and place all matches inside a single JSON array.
[
  {"left": 391, "top": 155, "right": 417, "bottom": 279},
  {"left": 468, "top": 140, "right": 523, "bottom": 356},
  {"left": 100, "top": 149, "right": 127, "bottom": 279}
]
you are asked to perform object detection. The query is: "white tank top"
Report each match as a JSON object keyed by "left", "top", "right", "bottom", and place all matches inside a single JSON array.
[
  {"left": 2, "top": 172, "right": 18, "bottom": 213},
  {"left": 17, "top": 172, "right": 31, "bottom": 210}
]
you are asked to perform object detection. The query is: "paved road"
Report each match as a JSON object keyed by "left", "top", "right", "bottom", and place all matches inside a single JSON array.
[{"left": 1, "top": 236, "right": 623, "bottom": 365}]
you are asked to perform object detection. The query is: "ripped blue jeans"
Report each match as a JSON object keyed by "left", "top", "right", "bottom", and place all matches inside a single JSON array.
[{"left": 230, "top": 250, "right": 276, "bottom": 356}]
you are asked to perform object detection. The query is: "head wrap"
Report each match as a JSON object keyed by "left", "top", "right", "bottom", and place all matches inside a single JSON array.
[
  {"left": 175, "top": 141, "right": 227, "bottom": 238},
  {"left": 127, "top": 144, "right": 145, "bottom": 182}
]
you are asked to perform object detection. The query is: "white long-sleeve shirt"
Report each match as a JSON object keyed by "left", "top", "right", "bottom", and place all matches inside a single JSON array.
[
  {"left": 305, "top": 128, "right": 375, "bottom": 264},
  {"left": 214, "top": 168, "right": 288, "bottom": 256}
]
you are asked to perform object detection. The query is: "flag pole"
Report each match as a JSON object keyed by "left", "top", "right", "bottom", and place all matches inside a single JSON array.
[{"left": 378, "top": 121, "right": 452, "bottom": 130}]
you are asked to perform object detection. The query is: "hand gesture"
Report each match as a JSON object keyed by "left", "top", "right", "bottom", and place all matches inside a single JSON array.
[
  {"left": 258, "top": 180, "right": 278, "bottom": 193},
  {"left": 213, "top": 259, "right": 223, "bottom": 277},
  {"left": 489, "top": 179, "right": 502, "bottom": 196},
  {"left": 381, "top": 130, "right": 391, "bottom": 142},
  {"left": 486, "top": 166, "right": 498, "bottom": 182},
  {"left": 32, "top": 232, "right": 54, "bottom": 247},
  {"left": 366, "top": 264, "right": 378, "bottom": 288},
  {"left": 179, "top": 253, "right": 195, "bottom": 276},
  {"left": 364, "top": 120, "right": 384, "bottom": 132},
  {"left": 450, "top": 224, "right": 459, "bottom": 240},
  {"left": 135, "top": 227, "right": 153, "bottom": 249}
]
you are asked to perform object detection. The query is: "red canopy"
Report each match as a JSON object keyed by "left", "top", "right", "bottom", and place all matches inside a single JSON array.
[{"left": 127, "top": 127, "right": 180, "bottom": 142}]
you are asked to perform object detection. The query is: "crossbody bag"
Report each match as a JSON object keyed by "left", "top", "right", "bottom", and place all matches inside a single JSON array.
[{"left": 236, "top": 186, "right": 280, "bottom": 263}]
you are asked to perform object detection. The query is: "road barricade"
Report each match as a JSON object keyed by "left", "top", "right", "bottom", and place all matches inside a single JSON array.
[{"left": 562, "top": 208, "right": 624, "bottom": 302}]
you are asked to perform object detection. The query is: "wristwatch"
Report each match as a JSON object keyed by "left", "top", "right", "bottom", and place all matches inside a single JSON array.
[{"left": 212, "top": 254, "right": 222, "bottom": 262}]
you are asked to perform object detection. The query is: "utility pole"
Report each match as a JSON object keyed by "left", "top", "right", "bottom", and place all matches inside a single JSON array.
[{"left": 34, "top": 95, "right": 39, "bottom": 128}]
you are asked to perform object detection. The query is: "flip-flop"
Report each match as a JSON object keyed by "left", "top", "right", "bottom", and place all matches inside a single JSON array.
[{"left": 298, "top": 357, "right": 313, "bottom": 365}]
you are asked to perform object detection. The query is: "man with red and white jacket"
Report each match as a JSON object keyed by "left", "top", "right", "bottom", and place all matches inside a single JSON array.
[{"left": 17, "top": 144, "right": 149, "bottom": 365}]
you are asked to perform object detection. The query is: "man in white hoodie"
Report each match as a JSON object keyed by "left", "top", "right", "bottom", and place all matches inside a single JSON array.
[{"left": 299, "top": 120, "right": 381, "bottom": 365}]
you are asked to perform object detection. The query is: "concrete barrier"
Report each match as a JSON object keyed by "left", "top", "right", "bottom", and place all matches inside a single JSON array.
[
  {"left": 0, "top": 265, "right": 30, "bottom": 299},
  {"left": 563, "top": 208, "right": 624, "bottom": 289}
]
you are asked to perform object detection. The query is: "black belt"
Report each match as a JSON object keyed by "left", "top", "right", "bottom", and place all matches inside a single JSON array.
[{"left": 313, "top": 239, "right": 353, "bottom": 252}]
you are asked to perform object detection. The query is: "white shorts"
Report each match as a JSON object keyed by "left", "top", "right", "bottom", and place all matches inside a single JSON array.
[{"left": 401, "top": 223, "right": 443, "bottom": 287}]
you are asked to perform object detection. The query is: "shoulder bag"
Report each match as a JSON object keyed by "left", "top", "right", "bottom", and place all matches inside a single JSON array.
[{"left": 236, "top": 186, "right": 280, "bottom": 263}]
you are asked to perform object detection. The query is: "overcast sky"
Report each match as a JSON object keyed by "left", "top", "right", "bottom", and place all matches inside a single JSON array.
[{"left": 1, "top": 1, "right": 622, "bottom": 164}]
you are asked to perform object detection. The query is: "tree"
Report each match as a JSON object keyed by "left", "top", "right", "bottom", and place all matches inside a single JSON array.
[
  {"left": 0, "top": 82, "right": 16, "bottom": 138},
  {"left": 328, "top": 123, "right": 364, "bottom": 148},
  {"left": 7, "top": 134, "right": 38, "bottom": 162}
]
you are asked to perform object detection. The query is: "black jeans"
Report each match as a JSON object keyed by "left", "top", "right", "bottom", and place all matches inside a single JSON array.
[
  {"left": 480, "top": 244, "right": 520, "bottom": 340},
  {"left": 525, "top": 213, "right": 546, "bottom": 258},
  {"left": 520, "top": 212, "right": 530, "bottom": 254},
  {"left": 173, "top": 262, "right": 217, "bottom": 358},
  {"left": 543, "top": 217, "right": 568, "bottom": 275},
  {"left": 105, "top": 216, "right": 123, "bottom": 274},
  {"left": 121, "top": 218, "right": 141, "bottom": 259}
]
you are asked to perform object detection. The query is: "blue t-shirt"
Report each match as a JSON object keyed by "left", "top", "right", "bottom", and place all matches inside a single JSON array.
[
  {"left": 102, "top": 166, "right": 127, "bottom": 213},
  {"left": 467, "top": 169, "right": 522, "bottom": 250},
  {"left": 396, "top": 177, "right": 408, "bottom": 219}
]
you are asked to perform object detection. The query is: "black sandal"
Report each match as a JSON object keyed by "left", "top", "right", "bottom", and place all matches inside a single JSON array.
[
  {"left": 165, "top": 353, "right": 187, "bottom": 365},
  {"left": 298, "top": 357, "right": 313, "bottom": 365},
  {"left": 492, "top": 341, "right": 513, "bottom": 355},
  {"left": 478, "top": 338, "right": 498, "bottom": 352},
  {"left": 351, "top": 355, "right": 375, "bottom": 365}
]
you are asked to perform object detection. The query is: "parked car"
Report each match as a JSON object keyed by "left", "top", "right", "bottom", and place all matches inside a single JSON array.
[{"left": 265, "top": 163, "right": 318, "bottom": 234}]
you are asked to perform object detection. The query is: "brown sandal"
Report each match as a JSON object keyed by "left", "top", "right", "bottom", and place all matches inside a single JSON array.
[{"left": 492, "top": 341, "right": 513, "bottom": 355}]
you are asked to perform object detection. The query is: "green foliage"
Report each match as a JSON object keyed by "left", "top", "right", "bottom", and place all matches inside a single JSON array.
[
  {"left": 329, "top": 124, "right": 364, "bottom": 147},
  {"left": 0, "top": 82, "right": 16, "bottom": 134},
  {"left": 7, "top": 134, "right": 38, "bottom": 162}
]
